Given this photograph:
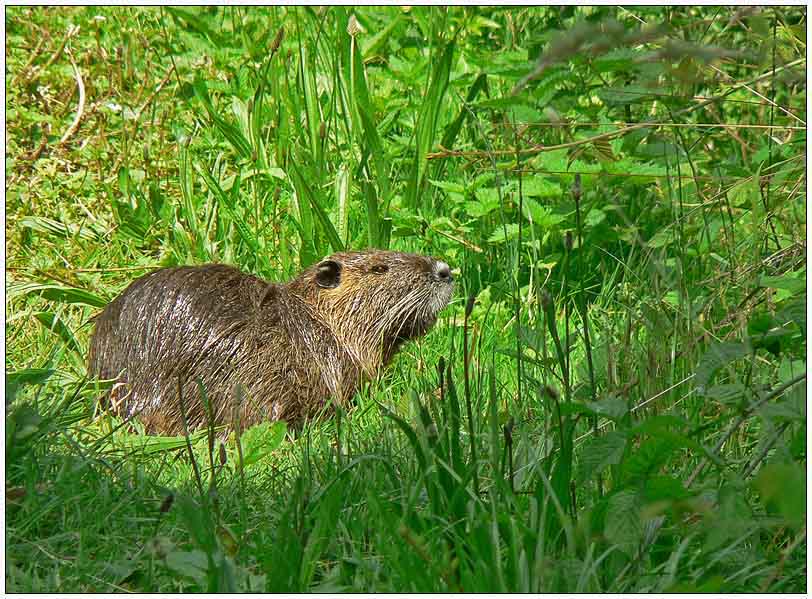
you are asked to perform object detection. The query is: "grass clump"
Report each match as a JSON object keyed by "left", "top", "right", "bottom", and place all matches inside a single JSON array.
[{"left": 6, "top": 6, "right": 807, "bottom": 593}]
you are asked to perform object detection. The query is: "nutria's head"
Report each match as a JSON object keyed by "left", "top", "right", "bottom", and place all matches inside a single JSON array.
[{"left": 287, "top": 250, "right": 454, "bottom": 373}]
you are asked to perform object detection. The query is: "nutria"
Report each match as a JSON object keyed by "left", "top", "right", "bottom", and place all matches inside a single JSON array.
[{"left": 87, "top": 250, "right": 454, "bottom": 435}]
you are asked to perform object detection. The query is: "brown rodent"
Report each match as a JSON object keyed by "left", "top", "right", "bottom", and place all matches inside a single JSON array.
[{"left": 87, "top": 250, "right": 454, "bottom": 435}]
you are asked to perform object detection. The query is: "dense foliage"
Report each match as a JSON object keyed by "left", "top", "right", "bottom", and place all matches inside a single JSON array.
[{"left": 5, "top": 6, "right": 806, "bottom": 592}]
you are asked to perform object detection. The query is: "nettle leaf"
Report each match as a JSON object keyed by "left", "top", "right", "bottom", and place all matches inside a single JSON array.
[
  {"left": 577, "top": 431, "right": 627, "bottom": 483},
  {"left": 704, "top": 485, "right": 755, "bottom": 551},
  {"left": 621, "top": 435, "right": 685, "bottom": 485},
  {"left": 642, "top": 475, "right": 690, "bottom": 503},
  {"left": 468, "top": 187, "right": 502, "bottom": 218},
  {"left": 592, "top": 48, "right": 641, "bottom": 72},
  {"left": 429, "top": 179, "right": 466, "bottom": 195},
  {"left": 646, "top": 228, "right": 672, "bottom": 249},
  {"left": 529, "top": 148, "right": 569, "bottom": 173},
  {"left": 521, "top": 197, "right": 566, "bottom": 230},
  {"left": 759, "top": 383, "right": 805, "bottom": 421},
  {"left": 775, "top": 294, "right": 806, "bottom": 334},
  {"left": 604, "top": 489, "right": 642, "bottom": 557},
  {"left": 694, "top": 339, "right": 752, "bottom": 391},
  {"left": 629, "top": 415, "right": 689, "bottom": 436},
  {"left": 702, "top": 383, "right": 746, "bottom": 405},
  {"left": 581, "top": 395, "right": 629, "bottom": 421},
  {"left": 753, "top": 462, "right": 805, "bottom": 530},
  {"left": 585, "top": 207, "right": 606, "bottom": 227},
  {"left": 488, "top": 223, "right": 520, "bottom": 244},
  {"left": 758, "top": 273, "right": 805, "bottom": 296},
  {"left": 164, "top": 549, "right": 208, "bottom": 584},
  {"left": 520, "top": 178, "right": 560, "bottom": 198}
]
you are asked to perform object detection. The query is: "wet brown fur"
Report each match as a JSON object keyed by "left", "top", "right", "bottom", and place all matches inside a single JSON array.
[{"left": 87, "top": 250, "right": 453, "bottom": 435}]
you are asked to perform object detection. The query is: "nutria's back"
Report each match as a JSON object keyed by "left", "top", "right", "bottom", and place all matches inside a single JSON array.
[{"left": 88, "top": 250, "right": 454, "bottom": 434}]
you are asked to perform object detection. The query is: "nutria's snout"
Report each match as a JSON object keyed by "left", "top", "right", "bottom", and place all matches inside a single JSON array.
[
  {"left": 425, "top": 258, "right": 454, "bottom": 318},
  {"left": 432, "top": 260, "right": 453, "bottom": 284}
]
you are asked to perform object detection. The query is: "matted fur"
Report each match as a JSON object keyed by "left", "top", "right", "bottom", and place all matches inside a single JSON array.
[{"left": 87, "top": 250, "right": 454, "bottom": 434}]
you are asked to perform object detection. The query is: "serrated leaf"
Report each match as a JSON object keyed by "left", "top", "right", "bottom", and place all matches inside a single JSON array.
[
  {"left": 469, "top": 187, "right": 502, "bottom": 217},
  {"left": 581, "top": 396, "right": 629, "bottom": 421},
  {"left": 759, "top": 274, "right": 806, "bottom": 295},
  {"left": 622, "top": 436, "right": 683, "bottom": 484},
  {"left": 521, "top": 197, "right": 566, "bottom": 230},
  {"left": 428, "top": 179, "right": 466, "bottom": 194},
  {"left": 577, "top": 431, "right": 626, "bottom": 483},
  {"left": 759, "top": 384, "right": 805, "bottom": 421},
  {"left": 165, "top": 549, "right": 208, "bottom": 583},
  {"left": 488, "top": 223, "right": 520, "bottom": 244},
  {"left": 642, "top": 475, "right": 690, "bottom": 503},
  {"left": 702, "top": 383, "right": 746, "bottom": 404},
  {"left": 605, "top": 489, "right": 642, "bottom": 557},
  {"left": 694, "top": 339, "right": 752, "bottom": 391},
  {"left": 646, "top": 229, "right": 672, "bottom": 249},
  {"left": 776, "top": 294, "right": 806, "bottom": 334},
  {"left": 585, "top": 208, "right": 606, "bottom": 227},
  {"left": 753, "top": 463, "right": 805, "bottom": 530},
  {"left": 520, "top": 178, "right": 561, "bottom": 198},
  {"left": 598, "top": 85, "right": 653, "bottom": 105}
]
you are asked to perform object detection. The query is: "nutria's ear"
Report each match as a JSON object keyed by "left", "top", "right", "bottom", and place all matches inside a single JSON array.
[{"left": 315, "top": 260, "right": 341, "bottom": 288}]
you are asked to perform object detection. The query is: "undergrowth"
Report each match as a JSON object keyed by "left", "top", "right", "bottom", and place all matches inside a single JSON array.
[{"left": 5, "top": 6, "right": 807, "bottom": 593}]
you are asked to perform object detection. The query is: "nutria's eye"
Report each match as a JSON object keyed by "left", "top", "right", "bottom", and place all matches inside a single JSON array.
[
  {"left": 371, "top": 264, "right": 389, "bottom": 274},
  {"left": 316, "top": 260, "right": 342, "bottom": 288}
]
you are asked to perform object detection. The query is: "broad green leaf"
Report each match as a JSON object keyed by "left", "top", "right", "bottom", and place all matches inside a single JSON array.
[
  {"left": 429, "top": 179, "right": 466, "bottom": 195},
  {"left": 581, "top": 396, "right": 629, "bottom": 421},
  {"left": 759, "top": 273, "right": 805, "bottom": 297},
  {"left": 488, "top": 223, "right": 520, "bottom": 244},
  {"left": 642, "top": 475, "right": 690, "bottom": 503},
  {"left": 521, "top": 197, "right": 566, "bottom": 230},
  {"left": 520, "top": 178, "right": 560, "bottom": 198},
  {"left": 754, "top": 463, "right": 805, "bottom": 530},
  {"left": 577, "top": 431, "right": 626, "bottom": 483},
  {"left": 694, "top": 339, "right": 752, "bottom": 391},
  {"left": 702, "top": 383, "right": 746, "bottom": 404},
  {"left": 585, "top": 208, "right": 606, "bottom": 227},
  {"left": 165, "top": 549, "right": 209, "bottom": 584},
  {"left": 605, "top": 489, "right": 642, "bottom": 557},
  {"left": 468, "top": 187, "right": 501, "bottom": 217},
  {"left": 240, "top": 421, "right": 288, "bottom": 467},
  {"left": 646, "top": 229, "right": 672, "bottom": 249},
  {"left": 775, "top": 294, "right": 806, "bottom": 334},
  {"left": 622, "top": 435, "right": 683, "bottom": 484}
]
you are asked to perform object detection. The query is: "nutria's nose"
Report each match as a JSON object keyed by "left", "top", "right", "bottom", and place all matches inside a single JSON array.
[{"left": 433, "top": 261, "right": 453, "bottom": 283}]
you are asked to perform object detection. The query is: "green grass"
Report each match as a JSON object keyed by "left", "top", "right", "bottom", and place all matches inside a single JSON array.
[{"left": 6, "top": 6, "right": 807, "bottom": 593}]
